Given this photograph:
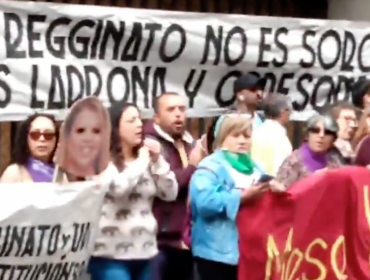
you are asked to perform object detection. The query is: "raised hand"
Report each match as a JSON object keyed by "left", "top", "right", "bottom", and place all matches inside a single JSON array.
[{"left": 144, "top": 138, "right": 161, "bottom": 162}]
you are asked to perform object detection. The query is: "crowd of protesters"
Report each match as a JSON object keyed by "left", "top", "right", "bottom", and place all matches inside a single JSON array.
[{"left": 1, "top": 73, "right": 370, "bottom": 280}]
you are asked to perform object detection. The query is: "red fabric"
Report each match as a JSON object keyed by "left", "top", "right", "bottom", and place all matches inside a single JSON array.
[{"left": 237, "top": 166, "right": 370, "bottom": 280}]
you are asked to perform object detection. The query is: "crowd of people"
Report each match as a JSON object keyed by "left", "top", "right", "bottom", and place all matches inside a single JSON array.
[{"left": 1, "top": 73, "right": 370, "bottom": 280}]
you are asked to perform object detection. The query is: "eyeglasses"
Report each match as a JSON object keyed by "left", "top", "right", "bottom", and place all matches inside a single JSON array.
[
  {"left": 28, "top": 131, "right": 56, "bottom": 141},
  {"left": 309, "top": 127, "right": 336, "bottom": 136}
]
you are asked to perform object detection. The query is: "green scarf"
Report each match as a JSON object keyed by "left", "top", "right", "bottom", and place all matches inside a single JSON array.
[{"left": 222, "top": 150, "right": 256, "bottom": 175}]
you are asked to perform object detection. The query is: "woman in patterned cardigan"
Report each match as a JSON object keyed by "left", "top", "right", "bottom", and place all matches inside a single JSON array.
[
  {"left": 276, "top": 114, "right": 344, "bottom": 189},
  {"left": 88, "top": 102, "right": 178, "bottom": 280}
]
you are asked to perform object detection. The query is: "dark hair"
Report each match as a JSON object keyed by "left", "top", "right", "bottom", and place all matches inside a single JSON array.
[
  {"left": 109, "top": 102, "right": 141, "bottom": 171},
  {"left": 352, "top": 108, "right": 370, "bottom": 149},
  {"left": 205, "top": 116, "right": 221, "bottom": 154},
  {"left": 352, "top": 79, "right": 370, "bottom": 109},
  {"left": 153, "top": 92, "right": 180, "bottom": 113},
  {"left": 10, "top": 113, "right": 59, "bottom": 166}
]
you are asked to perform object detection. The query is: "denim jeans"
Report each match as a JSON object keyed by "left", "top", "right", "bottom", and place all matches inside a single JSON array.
[{"left": 88, "top": 257, "right": 150, "bottom": 280}]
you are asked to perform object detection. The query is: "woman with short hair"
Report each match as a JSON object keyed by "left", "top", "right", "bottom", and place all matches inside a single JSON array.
[
  {"left": 189, "top": 114, "right": 270, "bottom": 280},
  {"left": 276, "top": 114, "right": 344, "bottom": 189}
]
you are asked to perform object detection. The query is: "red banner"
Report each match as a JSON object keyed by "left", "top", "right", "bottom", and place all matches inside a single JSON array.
[{"left": 238, "top": 166, "right": 370, "bottom": 280}]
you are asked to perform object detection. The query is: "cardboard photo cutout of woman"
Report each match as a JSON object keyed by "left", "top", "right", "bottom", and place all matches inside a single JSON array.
[{"left": 55, "top": 97, "right": 111, "bottom": 178}]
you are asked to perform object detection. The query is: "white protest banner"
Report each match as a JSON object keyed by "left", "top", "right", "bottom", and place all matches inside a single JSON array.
[
  {"left": 0, "top": 181, "right": 105, "bottom": 280},
  {"left": 0, "top": 1, "right": 369, "bottom": 121}
]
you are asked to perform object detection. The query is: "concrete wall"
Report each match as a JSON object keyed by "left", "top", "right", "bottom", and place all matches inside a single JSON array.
[{"left": 328, "top": 0, "right": 370, "bottom": 21}]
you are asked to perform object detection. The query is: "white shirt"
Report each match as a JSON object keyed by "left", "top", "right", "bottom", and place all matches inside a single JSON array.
[
  {"left": 226, "top": 165, "right": 261, "bottom": 189},
  {"left": 251, "top": 120, "right": 292, "bottom": 176},
  {"left": 92, "top": 156, "right": 178, "bottom": 260}
]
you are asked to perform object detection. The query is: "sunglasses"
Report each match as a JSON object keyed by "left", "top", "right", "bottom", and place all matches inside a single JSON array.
[
  {"left": 309, "top": 127, "right": 336, "bottom": 136},
  {"left": 29, "top": 131, "right": 56, "bottom": 141}
]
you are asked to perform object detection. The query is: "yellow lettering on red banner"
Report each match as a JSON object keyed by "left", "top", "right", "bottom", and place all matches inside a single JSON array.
[
  {"left": 364, "top": 186, "right": 370, "bottom": 230},
  {"left": 302, "top": 238, "right": 327, "bottom": 280},
  {"left": 260, "top": 183, "right": 370, "bottom": 280},
  {"left": 265, "top": 228, "right": 293, "bottom": 280},
  {"left": 284, "top": 248, "right": 303, "bottom": 280},
  {"left": 330, "top": 235, "right": 347, "bottom": 280}
]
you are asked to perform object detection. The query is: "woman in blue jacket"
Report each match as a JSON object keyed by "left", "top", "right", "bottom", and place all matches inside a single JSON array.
[{"left": 189, "top": 114, "right": 271, "bottom": 280}]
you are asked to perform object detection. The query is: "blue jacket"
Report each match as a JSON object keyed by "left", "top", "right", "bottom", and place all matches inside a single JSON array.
[{"left": 189, "top": 149, "right": 264, "bottom": 265}]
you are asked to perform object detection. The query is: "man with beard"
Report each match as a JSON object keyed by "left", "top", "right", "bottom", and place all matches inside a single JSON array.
[
  {"left": 144, "top": 92, "right": 204, "bottom": 280},
  {"left": 230, "top": 73, "right": 267, "bottom": 129}
]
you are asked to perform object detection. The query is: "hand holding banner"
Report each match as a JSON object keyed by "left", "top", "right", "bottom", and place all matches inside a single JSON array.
[{"left": 238, "top": 166, "right": 370, "bottom": 280}]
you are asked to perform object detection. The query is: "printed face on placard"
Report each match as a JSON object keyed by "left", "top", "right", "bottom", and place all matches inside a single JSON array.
[{"left": 55, "top": 97, "right": 111, "bottom": 177}]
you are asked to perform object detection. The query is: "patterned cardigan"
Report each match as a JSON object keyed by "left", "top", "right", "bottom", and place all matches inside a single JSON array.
[{"left": 276, "top": 148, "right": 344, "bottom": 189}]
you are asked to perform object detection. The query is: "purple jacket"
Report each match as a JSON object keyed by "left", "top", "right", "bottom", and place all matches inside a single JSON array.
[{"left": 144, "top": 122, "right": 196, "bottom": 246}]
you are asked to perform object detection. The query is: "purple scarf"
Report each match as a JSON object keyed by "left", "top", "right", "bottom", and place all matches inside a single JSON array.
[
  {"left": 25, "top": 157, "right": 55, "bottom": 182},
  {"left": 299, "top": 142, "right": 327, "bottom": 173}
]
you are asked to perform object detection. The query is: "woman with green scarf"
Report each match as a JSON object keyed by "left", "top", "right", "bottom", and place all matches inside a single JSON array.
[{"left": 189, "top": 114, "right": 272, "bottom": 280}]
